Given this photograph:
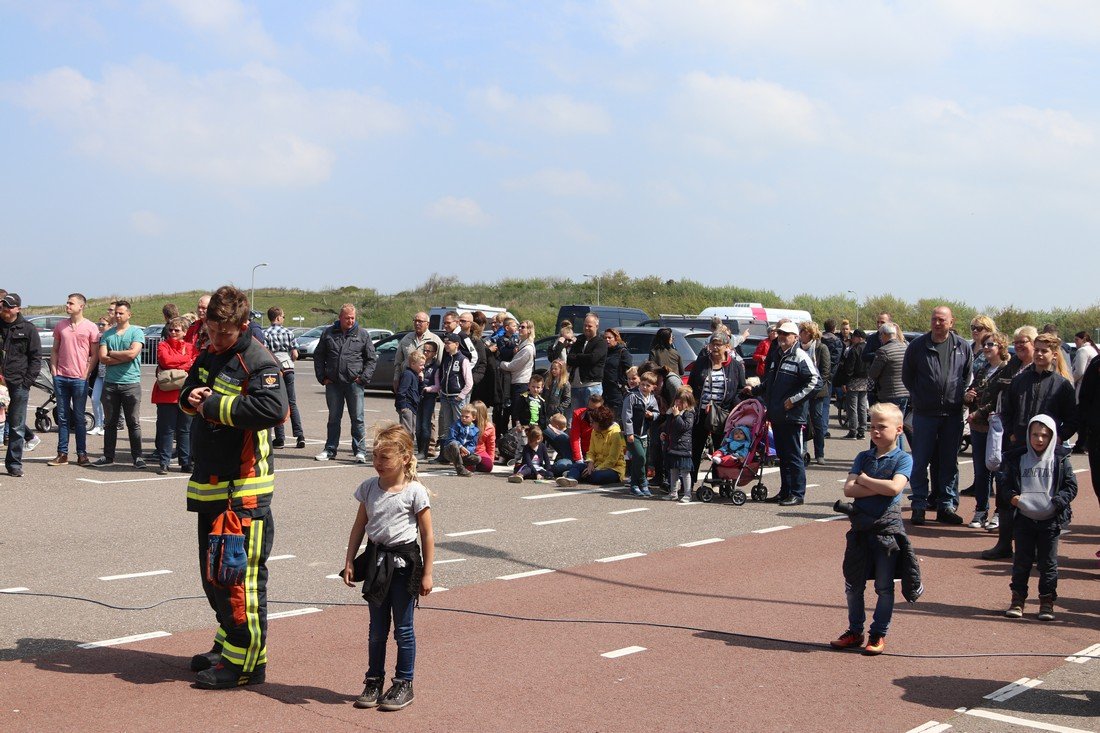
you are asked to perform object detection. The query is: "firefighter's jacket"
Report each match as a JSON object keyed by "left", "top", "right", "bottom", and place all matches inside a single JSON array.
[{"left": 180, "top": 331, "right": 288, "bottom": 517}]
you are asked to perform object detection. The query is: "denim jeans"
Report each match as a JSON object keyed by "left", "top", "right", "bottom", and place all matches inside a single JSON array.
[
  {"left": 4, "top": 385, "right": 30, "bottom": 474},
  {"left": 273, "top": 370, "right": 303, "bottom": 442},
  {"left": 809, "top": 395, "right": 828, "bottom": 458},
  {"left": 846, "top": 538, "right": 898, "bottom": 636},
  {"left": 884, "top": 398, "right": 909, "bottom": 451},
  {"left": 324, "top": 382, "right": 366, "bottom": 456},
  {"left": 844, "top": 390, "right": 868, "bottom": 433},
  {"left": 772, "top": 420, "right": 806, "bottom": 500},
  {"left": 565, "top": 462, "right": 620, "bottom": 485},
  {"left": 91, "top": 375, "right": 105, "bottom": 428},
  {"left": 102, "top": 382, "right": 143, "bottom": 461},
  {"left": 1011, "top": 516, "right": 1060, "bottom": 599},
  {"left": 416, "top": 396, "right": 437, "bottom": 455},
  {"left": 367, "top": 566, "right": 417, "bottom": 681},
  {"left": 908, "top": 411, "right": 963, "bottom": 512},
  {"left": 154, "top": 403, "right": 192, "bottom": 467},
  {"left": 437, "top": 395, "right": 467, "bottom": 445},
  {"left": 626, "top": 435, "right": 648, "bottom": 489},
  {"left": 570, "top": 384, "right": 602, "bottom": 420},
  {"left": 54, "top": 375, "right": 89, "bottom": 456},
  {"left": 969, "top": 429, "right": 993, "bottom": 514},
  {"left": 551, "top": 457, "right": 574, "bottom": 477}
]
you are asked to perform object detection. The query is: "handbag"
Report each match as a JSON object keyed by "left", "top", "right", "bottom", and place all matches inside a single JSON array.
[
  {"left": 156, "top": 368, "right": 188, "bottom": 391},
  {"left": 706, "top": 403, "right": 729, "bottom": 433}
]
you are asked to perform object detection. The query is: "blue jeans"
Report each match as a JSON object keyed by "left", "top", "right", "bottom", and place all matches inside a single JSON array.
[
  {"left": 367, "top": 566, "right": 417, "bottom": 681},
  {"left": 273, "top": 370, "right": 303, "bottom": 442},
  {"left": 846, "top": 538, "right": 898, "bottom": 636},
  {"left": 324, "top": 382, "right": 366, "bottom": 455},
  {"left": 565, "top": 462, "right": 620, "bottom": 485},
  {"left": 437, "top": 394, "right": 467, "bottom": 445},
  {"left": 809, "top": 395, "right": 828, "bottom": 459},
  {"left": 4, "top": 385, "right": 30, "bottom": 474},
  {"left": 551, "top": 457, "right": 574, "bottom": 477},
  {"left": 626, "top": 435, "right": 649, "bottom": 489},
  {"left": 772, "top": 420, "right": 806, "bottom": 500},
  {"left": 884, "top": 398, "right": 909, "bottom": 451},
  {"left": 416, "top": 396, "right": 437, "bottom": 455},
  {"left": 154, "top": 403, "right": 192, "bottom": 467},
  {"left": 570, "top": 384, "right": 602, "bottom": 419},
  {"left": 91, "top": 375, "right": 105, "bottom": 428},
  {"left": 54, "top": 376, "right": 90, "bottom": 456},
  {"left": 969, "top": 430, "right": 993, "bottom": 514},
  {"left": 909, "top": 412, "right": 963, "bottom": 512}
]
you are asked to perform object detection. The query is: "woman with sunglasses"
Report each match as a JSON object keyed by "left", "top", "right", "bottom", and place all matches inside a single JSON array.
[
  {"left": 964, "top": 331, "right": 1010, "bottom": 529},
  {"left": 967, "top": 315, "right": 997, "bottom": 376}
]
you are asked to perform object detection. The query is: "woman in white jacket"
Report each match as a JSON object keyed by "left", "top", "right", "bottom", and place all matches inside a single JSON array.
[{"left": 499, "top": 320, "right": 536, "bottom": 425}]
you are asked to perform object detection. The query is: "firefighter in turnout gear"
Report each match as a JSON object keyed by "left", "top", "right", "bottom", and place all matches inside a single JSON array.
[{"left": 179, "top": 285, "right": 288, "bottom": 689}]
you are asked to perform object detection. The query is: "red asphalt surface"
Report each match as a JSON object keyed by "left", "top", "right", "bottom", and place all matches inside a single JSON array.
[{"left": 4, "top": 482, "right": 1099, "bottom": 732}]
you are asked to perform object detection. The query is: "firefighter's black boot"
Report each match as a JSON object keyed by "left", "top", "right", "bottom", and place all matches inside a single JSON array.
[{"left": 195, "top": 661, "right": 266, "bottom": 689}]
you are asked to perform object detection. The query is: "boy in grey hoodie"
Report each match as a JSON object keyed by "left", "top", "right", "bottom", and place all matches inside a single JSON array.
[{"left": 1004, "top": 414, "right": 1077, "bottom": 621}]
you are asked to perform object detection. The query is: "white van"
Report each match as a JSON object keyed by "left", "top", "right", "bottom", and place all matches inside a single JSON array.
[
  {"left": 698, "top": 302, "right": 813, "bottom": 326},
  {"left": 428, "top": 302, "right": 517, "bottom": 330}
]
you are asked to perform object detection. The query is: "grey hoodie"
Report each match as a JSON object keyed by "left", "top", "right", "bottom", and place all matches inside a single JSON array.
[{"left": 1016, "top": 414, "right": 1058, "bottom": 521}]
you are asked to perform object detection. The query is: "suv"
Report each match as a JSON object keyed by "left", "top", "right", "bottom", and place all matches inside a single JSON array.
[
  {"left": 532, "top": 326, "right": 710, "bottom": 376},
  {"left": 555, "top": 305, "right": 649, "bottom": 330}
]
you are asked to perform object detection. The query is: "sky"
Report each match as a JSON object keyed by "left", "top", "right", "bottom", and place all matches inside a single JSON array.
[{"left": 2, "top": 1, "right": 1100, "bottom": 313}]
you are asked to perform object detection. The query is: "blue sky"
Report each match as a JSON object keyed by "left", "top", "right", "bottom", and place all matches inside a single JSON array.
[{"left": 3, "top": 1, "right": 1099, "bottom": 312}]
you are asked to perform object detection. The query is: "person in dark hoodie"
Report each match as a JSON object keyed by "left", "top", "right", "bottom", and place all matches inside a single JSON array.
[
  {"left": 0, "top": 292, "right": 42, "bottom": 478},
  {"left": 831, "top": 402, "right": 921, "bottom": 657},
  {"left": 1003, "top": 415, "right": 1077, "bottom": 621}
]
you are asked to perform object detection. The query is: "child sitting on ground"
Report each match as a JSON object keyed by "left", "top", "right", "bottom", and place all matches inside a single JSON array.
[
  {"left": 441, "top": 404, "right": 480, "bottom": 477},
  {"left": 544, "top": 412, "right": 573, "bottom": 477},
  {"left": 470, "top": 400, "right": 496, "bottom": 473},
  {"left": 831, "top": 402, "right": 921, "bottom": 657},
  {"left": 508, "top": 425, "right": 553, "bottom": 483},
  {"left": 1004, "top": 414, "right": 1077, "bottom": 621},
  {"left": 710, "top": 425, "right": 751, "bottom": 467}
]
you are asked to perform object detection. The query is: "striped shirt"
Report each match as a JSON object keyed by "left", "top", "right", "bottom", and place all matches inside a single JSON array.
[{"left": 700, "top": 368, "right": 726, "bottom": 407}]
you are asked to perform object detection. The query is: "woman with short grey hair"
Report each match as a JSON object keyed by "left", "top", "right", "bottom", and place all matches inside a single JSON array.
[{"left": 868, "top": 322, "right": 909, "bottom": 447}]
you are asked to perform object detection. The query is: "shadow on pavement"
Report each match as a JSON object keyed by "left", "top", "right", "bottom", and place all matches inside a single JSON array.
[{"left": 896, "top": 674, "right": 1100, "bottom": 719}]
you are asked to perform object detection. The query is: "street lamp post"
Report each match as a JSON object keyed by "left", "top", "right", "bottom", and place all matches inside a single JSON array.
[
  {"left": 251, "top": 262, "right": 269, "bottom": 313},
  {"left": 582, "top": 273, "right": 601, "bottom": 306},
  {"left": 847, "top": 290, "right": 860, "bottom": 330}
]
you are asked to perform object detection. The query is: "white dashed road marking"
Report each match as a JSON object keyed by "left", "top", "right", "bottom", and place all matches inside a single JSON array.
[
  {"left": 267, "top": 555, "right": 296, "bottom": 562},
  {"left": 1, "top": 587, "right": 30, "bottom": 593},
  {"left": 433, "top": 558, "right": 467, "bottom": 565},
  {"left": 960, "top": 708, "right": 1093, "bottom": 733},
  {"left": 533, "top": 518, "right": 578, "bottom": 526},
  {"left": 522, "top": 488, "right": 609, "bottom": 500},
  {"left": 984, "top": 678, "right": 1042, "bottom": 701},
  {"left": 679, "top": 538, "right": 723, "bottom": 547},
  {"left": 445, "top": 528, "right": 496, "bottom": 537},
  {"left": 269, "top": 607, "right": 322, "bottom": 620},
  {"left": 1066, "top": 643, "right": 1100, "bottom": 663},
  {"left": 497, "top": 569, "right": 555, "bottom": 580},
  {"left": 98, "top": 569, "right": 172, "bottom": 581},
  {"left": 78, "top": 631, "right": 171, "bottom": 649},
  {"left": 601, "top": 646, "right": 646, "bottom": 658},
  {"left": 906, "top": 722, "right": 952, "bottom": 733},
  {"left": 596, "top": 552, "right": 646, "bottom": 563},
  {"left": 609, "top": 508, "right": 649, "bottom": 515},
  {"left": 815, "top": 515, "right": 847, "bottom": 522},
  {"left": 753, "top": 525, "right": 791, "bottom": 534}
]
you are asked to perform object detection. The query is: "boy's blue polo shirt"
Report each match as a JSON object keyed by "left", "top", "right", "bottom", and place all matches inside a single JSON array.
[{"left": 849, "top": 447, "right": 913, "bottom": 517}]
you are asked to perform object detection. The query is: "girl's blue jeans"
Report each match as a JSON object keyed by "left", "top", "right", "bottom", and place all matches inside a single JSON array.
[
  {"left": 565, "top": 462, "right": 620, "bottom": 484},
  {"left": 367, "top": 566, "right": 417, "bottom": 681}
]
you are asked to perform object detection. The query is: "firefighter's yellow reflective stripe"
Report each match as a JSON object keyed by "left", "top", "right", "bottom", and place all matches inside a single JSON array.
[
  {"left": 187, "top": 475, "right": 274, "bottom": 502},
  {"left": 215, "top": 627, "right": 227, "bottom": 644},
  {"left": 243, "top": 518, "right": 263, "bottom": 672},
  {"left": 220, "top": 640, "right": 248, "bottom": 666},
  {"left": 218, "top": 394, "right": 238, "bottom": 427},
  {"left": 198, "top": 367, "right": 209, "bottom": 382},
  {"left": 256, "top": 428, "right": 270, "bottom": 477},
  {"left": 213, "top": 376, "right": 242, "bottom": 395}
]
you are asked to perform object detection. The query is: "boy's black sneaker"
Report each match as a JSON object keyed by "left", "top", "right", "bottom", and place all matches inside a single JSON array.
[
  {"left": 195, "top": 662, "right": 265, "bottom": 689},
  {"left": 271, "top": 439, "right": 285, "bottom": 449},
  {"left": 354, "top": 676, "right": 385, "bottom": 709},
  {"left": 862, "top": 634, "right": 885, "bottom": 656},
  {"left": 936, "top": 508, "right": 964, "bottom": 525},
  {"left": 378, "top": 679, "right": 414, "bottom": 711},
  {"left": 910, "top": 509, "right": 926, "bottom": 526},
  {"left": 296, "top": 436, "right": 306, "bottom": 449}
]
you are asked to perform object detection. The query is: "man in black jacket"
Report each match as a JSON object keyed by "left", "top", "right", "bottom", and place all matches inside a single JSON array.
[
  {"left": 549, "top": 312, "right": 607, "bottom": 416},
  {"left": 1, "top": 293, "right": 42, "bottom": 477},
  {"left": 314, "top": 304, "right": 377, "bottom": 463}
]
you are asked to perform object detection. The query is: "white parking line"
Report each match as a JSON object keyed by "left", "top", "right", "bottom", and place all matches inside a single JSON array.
[
  {"left": 609, "top": 508, "right": 650, "bottom": 515},
  {"left": 78, "top": 631, "right": 171, "bottom": 649},
  {"left": 430, "top": 587, "right": 449, "bottom": 593},
  {"left": 906, "top": 722, "right": 952, "bottom": 733},
  {"left": 984, "top": 678, "right": 1042, "bottom": 702},
  {"left": 753, "top": 525, "right": 791, "bottom": 534},
  {"left": 522, "top": 488, "right": 609, "bottom": 500},
  {"left": 98, "top": 569, "right": 172, "bottom": 581},
  {"left": 961, "top": 708, "right": 1093, "bottom": 733},
  {"left": 497, "top": 569, "right": 555, "bottom": 581},
  {"left": 445, "top": 528, "right": 496, "bottom": 537},
  {"left": 601, "top": 646, "right": 646, "bottom": 658},
  {"left": 679, "top": 538, "right": 723, "bottom": 548},
  {"left": 815, "top": 515, "right": 847, "bottom": 522},
  {"left": 533, "top": 518, "right": 578, "bottom": 526},
  {"left": 0, "top": 587, "right": 29, "bottom": 593},
  {"left": 325, "top": 574, "right": 342, "bottom": 579},
  {"left": 1066, "top": 643, "right": 1100, "bottom": 663},
  {"left": 805, "top": 483, "right": 820, "bottom": 489},
  {"left": 433, "top": 558, "right": 467, "bottom": 565},
  {"left": 268, "top": 555, "right": 296, "bottom": 562},
  {"left": 269, "top": 607, "right": 322, "bottom": 620},
  {"left": 596, "top": 552, "right": 646, "bottom": 563}
]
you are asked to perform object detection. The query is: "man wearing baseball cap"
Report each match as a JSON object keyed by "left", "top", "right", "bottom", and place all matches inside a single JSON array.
[
  {"left": 745, "top": 320, "right": 820, "bottom": 505},
  {"left": 1, "top": 293, "right": 43, "bottom": 477}
]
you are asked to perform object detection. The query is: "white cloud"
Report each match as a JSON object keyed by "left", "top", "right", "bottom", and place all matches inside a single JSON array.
[
  {"left": 673, "top": 73, "right": 826, "bottom": 154},
  {"left": 129, "top": 210, "right": 165, "bottom": 236},
  {"left": 425, "top": 196, "right": 491, "bottom": 227},
  {"left": 7, "top": 60, "right": 407, "bottom": 187},
  {"left": 504, "top": 168, "right": 617, "bottom": 198},
  {"left": 308, "top": 0, "right": 388, "bottom": 56},
  {"left": 470, "top": 86, "right": 611, "bottom": 135},
  {"left": 155, "top": 0, "right": 277, "bottom": 56}
]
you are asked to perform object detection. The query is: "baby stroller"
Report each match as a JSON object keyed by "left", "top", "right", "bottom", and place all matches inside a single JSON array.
[
  {"left": 698, "top": 398, "right": 770, "bottom": 505},
  {"left": 33, "top": 363, "right": 94, "bottom": 433}
]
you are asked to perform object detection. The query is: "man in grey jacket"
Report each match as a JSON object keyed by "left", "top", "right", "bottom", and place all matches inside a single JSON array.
[{"left": 314, "top": 304, "right": 377, "bottom": 463}]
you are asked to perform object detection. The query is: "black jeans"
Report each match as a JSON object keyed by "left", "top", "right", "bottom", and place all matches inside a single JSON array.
[
  {"left": 273, "top": 370, "right": 303, "bottom": 442},
  {"left": 1010, "top": 515, "right": 1060, "bottom": 599},
  {"left": 102, "top": 382, "right": 143, "bottom": 461}
]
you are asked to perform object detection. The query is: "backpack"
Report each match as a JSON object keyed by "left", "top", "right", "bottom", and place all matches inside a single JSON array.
[{"left": 497, "top": 426, "right": 524, "bottom": 463}]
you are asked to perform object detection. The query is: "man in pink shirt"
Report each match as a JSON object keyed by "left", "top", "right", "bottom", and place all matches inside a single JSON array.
[{"left": 48, "top": 293, "right": 100, "bottom": 467}]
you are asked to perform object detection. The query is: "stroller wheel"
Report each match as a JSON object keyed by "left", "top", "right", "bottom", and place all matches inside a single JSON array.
[
  {"left": 85, "top": 412, "right": 95, "bottom": 430},
  {"left": 35, "top": 416, "right": 52, "bottom": 433},
  {"left": 751, "top": 483, "right": 768, "bottom": 502},
  {"left": 696, "top": 485, "right": 714, "bottom": 503},
  {"left": 731, "top": 489, "right": 747, "bottom": 506}
]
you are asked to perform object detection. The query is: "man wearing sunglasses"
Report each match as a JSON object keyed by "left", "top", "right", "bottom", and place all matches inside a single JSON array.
[{"left": 1, "top": 292, "right": 43, "bottom": 477}]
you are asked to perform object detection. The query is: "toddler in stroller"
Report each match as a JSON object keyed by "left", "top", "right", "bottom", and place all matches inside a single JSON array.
[
  {"left": 699, "top": 398, "right": 771, "bottom": 505},
  {"left": 711, "top": 425, "right": 751, "bottom": 467}
]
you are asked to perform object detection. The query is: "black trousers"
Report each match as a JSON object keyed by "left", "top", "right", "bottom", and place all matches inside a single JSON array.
[
  {"left": 197, "top": 509, "right": 274, "bottom": 672},
  {"left": 1010, "top": 515, "right": 1060, "bottom": 599}
]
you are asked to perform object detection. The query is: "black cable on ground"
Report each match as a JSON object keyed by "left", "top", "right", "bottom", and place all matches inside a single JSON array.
[{"left": 4, "top": 590, "right": 1096, "bottom": 661}]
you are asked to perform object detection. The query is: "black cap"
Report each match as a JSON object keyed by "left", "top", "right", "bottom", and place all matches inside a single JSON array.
[{"left": 0, "top": 293, "right": 21, "bottom": 308}]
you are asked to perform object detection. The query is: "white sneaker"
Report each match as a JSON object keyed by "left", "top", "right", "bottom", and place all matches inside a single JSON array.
[
  {"left": 315, "top": 450, "right": 333, "bottom": 461},
  {"left": 556, "top": 477, "right": 578, "bottom": 488},
  {"left": 355, "top": 452, "right": 368, "bottom": 464},
  {"left": 679, "top": 494, "right": 692, "bottom": 503},
  {"left": 88, "top": 426, "right": 104, "bottom": 436},
  {"left": 985, "top": 512, "right": 1000, "bottom": 531},
  {"left": 508, "top": 474, "right": 523, "bottom": 483},
  {"left": 25, "top": 436, "right": 41, "bottom": 451}
]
